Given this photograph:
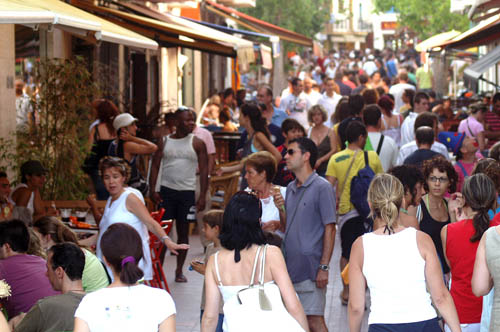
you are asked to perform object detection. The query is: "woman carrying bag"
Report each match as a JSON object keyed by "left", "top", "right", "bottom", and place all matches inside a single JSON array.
[{"left": 201, "top": 192, "right": 308, "bottom": 332}]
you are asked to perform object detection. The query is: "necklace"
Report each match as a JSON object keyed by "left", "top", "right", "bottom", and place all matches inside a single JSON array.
[{"left": 400, "top": 207, "right": 408, "bottom": 214}]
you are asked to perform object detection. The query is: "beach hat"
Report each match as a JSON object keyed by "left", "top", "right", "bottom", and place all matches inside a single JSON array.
[{"left": 438, "top": 132, "right": 466, "bottom": 154}]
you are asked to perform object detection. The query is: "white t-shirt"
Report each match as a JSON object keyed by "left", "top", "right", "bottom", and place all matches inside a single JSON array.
[
  {"left": 303, "top": 90, "right": 322, "bottom": 106},
  {"left": 318, "top": 92, "right": 342, "bottom": 128},
  {"left": 75, "top": 285, "right": 176, "bottom": 332},
  {"left": 399, "top": 112, "right": 418, "bottom": 147},
  {"left": 367, "top": 133, "right": 398, "bottom": 172},
  {"left": 389, "top": 83, "right": 415, "bottom": 116},
  {"left": 279, "top": 92, "right": 311, "bottom": 130},
  {"left": 396, "top": 140, "right": 450, "bottom": 165}
]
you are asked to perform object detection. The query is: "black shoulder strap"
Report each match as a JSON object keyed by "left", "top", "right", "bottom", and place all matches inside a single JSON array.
[
  {"left": 376, "top": 135, "right": 385, "bottom": 155},
  {"left": 364, "top": 150, "right": 369, "bottom": 167}
]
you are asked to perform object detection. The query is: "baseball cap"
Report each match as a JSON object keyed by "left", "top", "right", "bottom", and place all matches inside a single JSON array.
[
  {"left": 113, "top": 113, "right": 138, "bottom": 130},
  {"left": 21, "top": 160, "right": 47, "bottom": 176}
]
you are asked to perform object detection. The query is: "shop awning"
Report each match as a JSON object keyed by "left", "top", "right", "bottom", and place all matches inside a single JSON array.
[
  {"left": 464, "top": 44, "right": 500, "bottom": 84},
  {"left": 469, "top": 0, "right": 500, "bottom": 21},
  {"left": 440, "top": 14, "right": 500, "bottom": 49},
  {"left": 115, "top": 1, "right": 254, "bottom": 51},
  {"left": 204, "top": 0, "right": 313, "bottom": 47},
  {"left": 415, "top": 30, "right": 461, "bottom": 52},
  {"left": 0, "top": 0, "right": 158, "bottom": 50},
  {"left": 71, "top": 0, "right": 236, "bottom": 57}
]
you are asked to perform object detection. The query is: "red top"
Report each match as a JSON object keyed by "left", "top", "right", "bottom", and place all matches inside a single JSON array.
[{"left": 446, "top": 218, "right": 499, "bottom": 323}]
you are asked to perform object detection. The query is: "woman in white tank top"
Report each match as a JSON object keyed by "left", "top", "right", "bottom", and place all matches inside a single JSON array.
[
  {"left": 80, "top": 157, "right": 188, "bottom": 281},
  {"left": 201, "top": 192, "right": 308, "bottom": 332},
  {"left": 348, "top": 174, "right": 461, "bottom": 332}
]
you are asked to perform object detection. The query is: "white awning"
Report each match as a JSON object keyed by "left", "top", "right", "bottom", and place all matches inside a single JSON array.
[{"left": 0, "top": 0, "right": 158, "bottom": 50}]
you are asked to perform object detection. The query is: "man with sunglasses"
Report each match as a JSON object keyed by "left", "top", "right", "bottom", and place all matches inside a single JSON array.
[{"left": 274, "top": 137, "right": 336, "bottom": 332}]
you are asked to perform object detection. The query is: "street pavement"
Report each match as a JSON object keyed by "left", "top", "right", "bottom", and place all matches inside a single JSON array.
[{"left": 164, "top": 228, "right": 369, "bottom": 332}]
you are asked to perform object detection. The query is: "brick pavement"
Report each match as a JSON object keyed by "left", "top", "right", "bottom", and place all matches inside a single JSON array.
[{"left": 164, "top": 229, "right": 369, "bottom": 332}]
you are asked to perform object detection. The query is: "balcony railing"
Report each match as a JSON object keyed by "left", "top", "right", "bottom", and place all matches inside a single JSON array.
[{"left": 326, "top": 19, "right": 372, "bottom": 34}]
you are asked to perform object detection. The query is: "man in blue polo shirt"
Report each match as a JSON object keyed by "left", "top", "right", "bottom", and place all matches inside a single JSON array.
[
  {"left": 257, "top": 85, "right": 288, "bottom": 127},
  {"left": 275, "top": 137, "right": 336, "bottom": 332}
]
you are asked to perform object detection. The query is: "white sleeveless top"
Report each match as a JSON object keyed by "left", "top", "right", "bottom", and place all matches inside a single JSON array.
[
  {"left": 10, "top": 183, "right": 34, "bottom": 215},
  {"left": 381, "top": 113, "right": 402, "bottom": 147},
  {"left": 161, "top": 134, "right": 198, "bottom": 191},
  {"left": 362, "top": 227, "right": 436, "bottom": 324},
  {"left": 96, "top": 188, "right": 152, "bottom": 281}
]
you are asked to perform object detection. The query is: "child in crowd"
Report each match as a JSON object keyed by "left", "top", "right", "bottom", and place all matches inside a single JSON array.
[
  {"left": 191, "top": 210, "right": 224, "bottom": 332},
  {"left": 273, "top": 119, "right": 305, "bottom": 186},
  {"left": 438, "top": 131, "right": 480, "bottom": 192}
]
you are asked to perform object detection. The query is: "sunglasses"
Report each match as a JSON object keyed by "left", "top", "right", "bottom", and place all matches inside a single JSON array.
[{"left": 286, "top": 149, "right": 297, "bottom": 156}]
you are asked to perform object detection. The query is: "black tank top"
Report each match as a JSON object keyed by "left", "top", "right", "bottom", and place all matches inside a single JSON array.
[{"left": 420, "top": 200, "right": 451, "bottom": 274}]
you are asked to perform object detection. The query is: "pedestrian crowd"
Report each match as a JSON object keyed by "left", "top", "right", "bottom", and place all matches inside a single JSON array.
[{"left": 3, "top": 46, "right": 500, "bottom": 332}]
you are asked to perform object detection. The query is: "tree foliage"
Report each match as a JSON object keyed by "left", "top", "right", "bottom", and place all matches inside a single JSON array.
[
  {"left": 0, "top": 57, "right": 98, "bottom": 200},
  {"left": 374, "top": 0, "right": 470, "bottom": 40},
  {"left": 240, "top": 0, "right": 329, "bottom": 47}
]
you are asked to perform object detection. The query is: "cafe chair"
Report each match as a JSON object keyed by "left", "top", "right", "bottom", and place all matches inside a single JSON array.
[{"left": 145, "top": 208, "right": 173, "bottom": 293}]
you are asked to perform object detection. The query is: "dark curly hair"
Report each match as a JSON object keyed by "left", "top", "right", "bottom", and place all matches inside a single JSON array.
[
  {"left": 484, "top": 161, "right": 500, "bottom": 194},
  {"left": 422, "top": 156, "right": 458, "bottom": 193}
]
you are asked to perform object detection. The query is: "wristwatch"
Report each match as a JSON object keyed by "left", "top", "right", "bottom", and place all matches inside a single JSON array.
[{"left": 318, "top": 264, "right": 330, "bottom": 271}]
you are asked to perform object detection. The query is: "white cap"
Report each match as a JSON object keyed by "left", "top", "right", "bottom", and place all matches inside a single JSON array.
[
  {"left": 113, "top": 113, "right": 138, "bottom": 130},
  {"left": 368, "top": 54, "right": 374, "bottom": 60}
]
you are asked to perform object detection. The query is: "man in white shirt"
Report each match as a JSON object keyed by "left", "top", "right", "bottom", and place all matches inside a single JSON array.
[
  {"left": 363, "top": 105, "right": 398, "bottom": 172},
  {"left": 303, "top": 76, "right": 322, "bottom": 106},
  {"left": 362, "top": 55, "right": 378, "bottom": 77},
  {"left": 397, "top": 112, "right": 450, "bottom": 165},
  {"left": 389, "top": 71, "right": 415, "bottom": 114},
  {"left": 279, "top": 78, "right": 311, "bottom": 130},
  {"left": 318, "top": 78, "right": 342, "bottom": 128},
  {"left": 400, "top": 92, "right": 430, "bottom": 146}
]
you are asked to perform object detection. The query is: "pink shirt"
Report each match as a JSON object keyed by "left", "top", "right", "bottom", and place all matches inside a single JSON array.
[
  {"left": 0, "top": 254, "right": 59, "bottom": 317},
  {"left": 454, "top": 161, "right": 476, "bottom": 193},
  {"left": 458, "top": 116, "right": 484, "bottom": 138},
  {"left": 193, "top": 126, "right": 216, "bottom": 155}
]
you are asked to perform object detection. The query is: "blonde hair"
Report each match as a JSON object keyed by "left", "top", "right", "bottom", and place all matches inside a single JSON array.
[
  {"left": 307, "top": 104, "right": 327, "bottom": 123},
  {"left": 367, "top": 174, "right": 404, "bottom": 229}
]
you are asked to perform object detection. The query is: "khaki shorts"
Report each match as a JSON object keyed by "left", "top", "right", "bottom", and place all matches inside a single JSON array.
[{"left": 293, "top": 279, "right": 326, "bottom": 316}]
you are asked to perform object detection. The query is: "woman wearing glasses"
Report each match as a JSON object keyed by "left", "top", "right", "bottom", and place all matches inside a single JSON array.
[
  {"left": 417, "top": 156, "right": 458, "bottom": 276},
  {"left": 442, "top": 174, "right": 500, "bottom": 332}
]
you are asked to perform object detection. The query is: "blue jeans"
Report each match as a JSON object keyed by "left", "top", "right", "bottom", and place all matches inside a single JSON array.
[{"left": 200, "top": 310, "right": 224, "bottom": 332}]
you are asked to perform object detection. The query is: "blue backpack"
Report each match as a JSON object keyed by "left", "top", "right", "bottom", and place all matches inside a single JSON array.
[{"left": 350, "top": 151, "right": 375, "bottom": 229}]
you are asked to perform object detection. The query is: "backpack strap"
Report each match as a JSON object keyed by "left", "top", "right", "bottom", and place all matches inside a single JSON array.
[
  {"left": 364, "top": 150, "right": 369, "bottom": 167},
  {"left": 456, "top": 161, "right": 469, "bottom": 177},
  {"left": 376, "top": 135, "right": 385, "bottom": 155}
]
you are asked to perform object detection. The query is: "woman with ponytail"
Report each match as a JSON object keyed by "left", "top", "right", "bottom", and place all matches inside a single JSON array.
[
  {"left": 33, "top": 216, "right": 109, "bottom": 292},
  {"left": 217, "top": 103, "right": 282, "bottom": 189},
  {"left": 74, "top": 223, "right": 176, "bottom": 332},
  {"left": 349, "top": 174, "right": 461, "bottom": 332},
  {"left": 441, "top": 174, "right": 499, "bottom": 332}
]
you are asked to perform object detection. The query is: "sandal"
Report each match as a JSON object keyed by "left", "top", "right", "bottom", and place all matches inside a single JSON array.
[{"left": 175, "top": 273, "right": 187, "bottom": 283}]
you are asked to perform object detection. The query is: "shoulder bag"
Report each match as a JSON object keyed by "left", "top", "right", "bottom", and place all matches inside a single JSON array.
[{"left": 223, "top": 245, "right": 305, "bottom": 332}]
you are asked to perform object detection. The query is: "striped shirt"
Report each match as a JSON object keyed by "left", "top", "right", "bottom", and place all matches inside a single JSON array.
[{"left": 485, "top": 111, "right": 500, "bottom": 148}]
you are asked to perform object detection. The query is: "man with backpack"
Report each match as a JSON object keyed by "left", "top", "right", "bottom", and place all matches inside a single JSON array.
[{"left": 325, "top": 120, "right": 383, "bottom": 304}]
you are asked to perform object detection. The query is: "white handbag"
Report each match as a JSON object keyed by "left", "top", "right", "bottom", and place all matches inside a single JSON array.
[{"left": 222, "top": 245, "right": 305, "bottom": 332}]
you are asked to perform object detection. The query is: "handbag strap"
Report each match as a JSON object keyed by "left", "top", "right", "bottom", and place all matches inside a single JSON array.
[
  {"left": 376, "top": 135, "right": 385, "bottom": 155},
  {"left": 258, "top": 245, "right": 268, "bottom": 285},
  {"left": 339, "top": 150, "right": 359, "bottom": 199},
  {"left": 249, "top": 246, "right": 263, "bottom": 286},
  {"left": 456, "top": 161, "right": 469, "bottom": 177}
]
